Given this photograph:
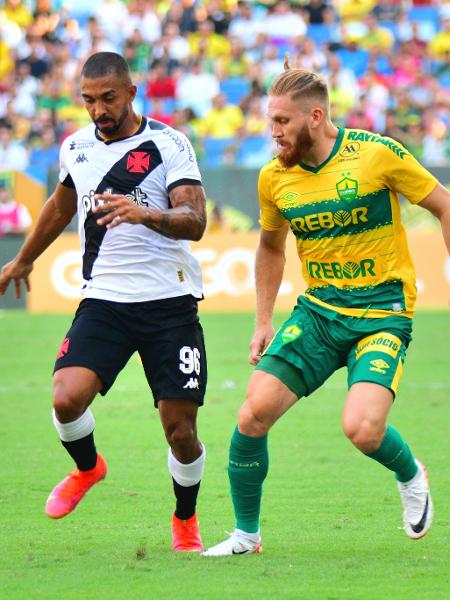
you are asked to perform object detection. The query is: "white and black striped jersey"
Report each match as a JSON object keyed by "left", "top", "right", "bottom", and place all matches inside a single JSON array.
[{"left": 59, "top": 117, "right": 204, "bottom": 302}]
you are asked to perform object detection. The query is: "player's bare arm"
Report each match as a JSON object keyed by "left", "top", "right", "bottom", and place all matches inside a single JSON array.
[
  {"left": 0, "top": 183, "right": 77, "bottom": 298},
  {"left": 419, "top": 182, "right": 450, "bottom": 307},
  {"left": 419, "top": 182, "right": 450, "bottom": 254},
  {"left": 94, "top": 184, "right": 207, "bottom": 241},
  {"left": 250, "top": 225, "right": 289, "bottom": 365}
]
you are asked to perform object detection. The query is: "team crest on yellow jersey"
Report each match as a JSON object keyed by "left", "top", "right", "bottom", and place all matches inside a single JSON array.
[{"left": 336, "top": 176, "right": 358, "bottom": 202}]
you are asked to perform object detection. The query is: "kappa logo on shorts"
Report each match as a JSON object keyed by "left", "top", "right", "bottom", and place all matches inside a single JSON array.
[
  {"left": 56, "top": 337, "right": 70, "bottom": 359},
  {"left": 369, "top": 359, "right": 390, "bottom": 374},
  {"left": 183, "top": 377, "right": 199, "bottom": 389}
]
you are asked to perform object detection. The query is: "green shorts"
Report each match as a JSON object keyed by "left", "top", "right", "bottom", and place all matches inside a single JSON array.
[{"left": 256, "top": 298, "right": 412, "bottom": 398}]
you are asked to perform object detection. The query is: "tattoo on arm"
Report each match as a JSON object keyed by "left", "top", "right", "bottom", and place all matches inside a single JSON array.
[{"left": 145, "top": 185, "right": 207, "bottom": 241}]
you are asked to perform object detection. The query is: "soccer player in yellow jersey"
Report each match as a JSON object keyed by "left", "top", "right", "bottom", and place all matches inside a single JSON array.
[{"left": 204, "top": 63, "right": 450, "bottom": 556}]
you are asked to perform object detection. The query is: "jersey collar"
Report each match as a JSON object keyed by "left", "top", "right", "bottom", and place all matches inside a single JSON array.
[
  {"left": 299, "top": 127, "right": 344, "bottom": 173},
  {"left": 95, "top": 116, "right": 147, "bottom": 145}
]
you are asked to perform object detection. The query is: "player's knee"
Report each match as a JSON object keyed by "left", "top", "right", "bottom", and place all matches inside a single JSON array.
[
  {"left": 165, "top": 420, "right": 196, "bottom": 453},
  {"left": 238, "top": 403, "right": 271, "bottom": 437},
  {"left": 343, "top": 417, "right": 384, "bottom": 453},
  {"left": 53, "top": 378, "right": 85, "bottom": 422}
]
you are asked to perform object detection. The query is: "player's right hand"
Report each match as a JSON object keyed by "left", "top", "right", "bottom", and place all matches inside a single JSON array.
[
  {"left": 249, "top": 325, "right": 275, "bottom": 366},
  {"left": 0, "top": 259, "right": 33, "bottom": 299}
]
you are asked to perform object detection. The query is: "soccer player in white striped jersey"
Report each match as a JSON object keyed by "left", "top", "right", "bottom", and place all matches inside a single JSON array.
[{"left": 0, "top": 52, "right": 209, "bottom": 552}]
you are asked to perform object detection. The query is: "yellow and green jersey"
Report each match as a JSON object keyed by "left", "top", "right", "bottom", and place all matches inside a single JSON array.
[{"left": 258, "top": 128, "right": 438, "bottom": 319}]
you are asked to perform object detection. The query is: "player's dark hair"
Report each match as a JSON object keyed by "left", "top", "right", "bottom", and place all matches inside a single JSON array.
[
  {"left": 81, "top": 52, "right": 132, "bottom": 84},
  {"left": 269, "top": 55, "right": 329, "bottom": 111}
]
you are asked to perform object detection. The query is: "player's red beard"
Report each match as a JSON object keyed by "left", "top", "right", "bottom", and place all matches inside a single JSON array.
[{"left": 277, "top": 124, "right": 314, "bottom": 168}]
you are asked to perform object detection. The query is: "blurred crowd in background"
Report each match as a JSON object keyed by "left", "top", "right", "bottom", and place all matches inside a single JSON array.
[{"left": 0, "top": 0, "right": 449, "bottom": 186}]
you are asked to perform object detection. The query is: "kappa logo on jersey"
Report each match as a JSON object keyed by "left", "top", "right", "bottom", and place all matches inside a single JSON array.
[
  {"left": 56, "top": 337, "right": 70, "bottom": 359},
  {"left": 183, "top": 378, "right": 199, "bottom": 389},
  {"left": 126, "top": 151, "right": 150, "bottom": 173},
  {"left": 369, "top": 359, "right": 390, "bottom": 374},
  {"left": 75, "top": 154, "right": 88, "bottom": 164}
]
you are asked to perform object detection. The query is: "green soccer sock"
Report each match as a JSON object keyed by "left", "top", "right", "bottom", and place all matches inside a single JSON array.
[
  {"left": 365, "top": 425, "right": 418, "bottom": 482},
  {"left": 228, "top": 426, "right": 269, "bottom": 533}
]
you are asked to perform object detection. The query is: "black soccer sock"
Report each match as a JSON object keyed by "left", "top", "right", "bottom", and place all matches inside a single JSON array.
[
  {"left": 61, "top": 432, "right": 97, "bottom": 471},
  {"left": 172, "top": 479, "right": 200, "bottom": 520}
]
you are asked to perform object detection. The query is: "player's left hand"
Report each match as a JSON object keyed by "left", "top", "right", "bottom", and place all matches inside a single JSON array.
[
  {"left": 249, "top": 325, "right": 274, "bottom": 366},
  {"left": 93, "top": 192, "right": 147, "bottom": 229}
]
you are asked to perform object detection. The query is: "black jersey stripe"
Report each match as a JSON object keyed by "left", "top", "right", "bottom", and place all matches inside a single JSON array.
[{"left": 82, "top": 140, "right": 163, "bottom": 280}]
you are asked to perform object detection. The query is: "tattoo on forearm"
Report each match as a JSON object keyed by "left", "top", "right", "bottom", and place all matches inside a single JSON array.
[{"left": 145, "top": 186, "right": 206, "bottom": 240}]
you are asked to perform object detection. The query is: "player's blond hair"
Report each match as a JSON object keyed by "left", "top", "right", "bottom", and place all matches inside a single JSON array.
[{"left": 269, "top": 55, "right": 329, "bottom": 111}]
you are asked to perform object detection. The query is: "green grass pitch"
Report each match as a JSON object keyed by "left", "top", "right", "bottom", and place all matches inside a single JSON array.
[{"left": 0, "top": 310, "right": 448, "bottom": 599}]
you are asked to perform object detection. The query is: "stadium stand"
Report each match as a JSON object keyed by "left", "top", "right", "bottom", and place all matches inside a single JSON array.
[{"left": 0, "top": 0, "right": 448, "bottom": 180}]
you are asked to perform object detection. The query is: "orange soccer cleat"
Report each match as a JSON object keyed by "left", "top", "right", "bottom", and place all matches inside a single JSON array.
[
  {"left": 172, "top": 513, "right": 204, "bottom": 552},
  {"left": 45, "top": 454, "right": 107, "bottom": 519}
]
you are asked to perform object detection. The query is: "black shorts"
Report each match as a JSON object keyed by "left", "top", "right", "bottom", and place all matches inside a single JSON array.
[{"left": 54, "top": 295, "right": 207, "bottom": 406}]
